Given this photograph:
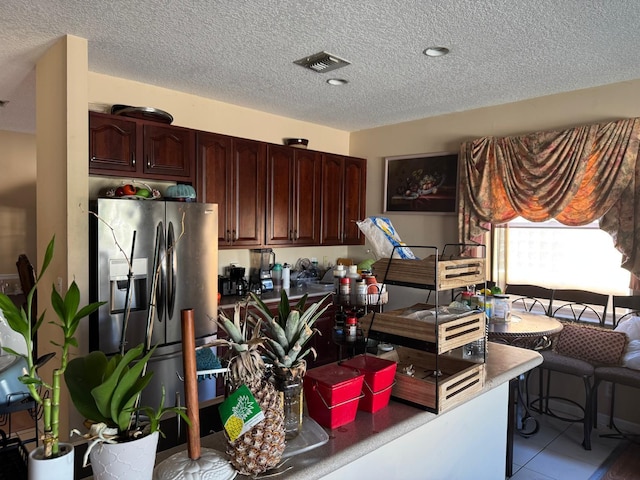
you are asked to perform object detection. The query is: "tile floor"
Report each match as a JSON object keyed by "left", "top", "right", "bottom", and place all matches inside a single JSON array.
[{"left": 510, "top": 413, "right": 624, "bottom": 479}]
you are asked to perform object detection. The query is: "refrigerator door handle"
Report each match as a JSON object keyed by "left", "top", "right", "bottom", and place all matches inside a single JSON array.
[
  {"left": 155, "top": 222, "right": 167, "bottom": 324},
  {"left": 167, "top": 221, "right": 177, "bottom": 319}
]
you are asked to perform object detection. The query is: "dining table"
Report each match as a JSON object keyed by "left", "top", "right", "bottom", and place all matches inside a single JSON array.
[{"left": 488, "top": 310, "right": 564, "bottom": 477}]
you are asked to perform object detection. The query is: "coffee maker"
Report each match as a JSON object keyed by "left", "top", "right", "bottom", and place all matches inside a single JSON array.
[
  {"left": 219, "top": 265, "right": 247, "bottom": 296},
  {"left": 249, "top": 248, "right": 275, "bottom": 291}
]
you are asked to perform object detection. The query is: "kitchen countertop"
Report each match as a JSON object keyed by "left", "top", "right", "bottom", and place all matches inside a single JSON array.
[
  {"left": 219, "top": 284, "right": 335, "bottom": 308},
  {"left": 155, "top": 342, "right": 541, "bottom": 479}
]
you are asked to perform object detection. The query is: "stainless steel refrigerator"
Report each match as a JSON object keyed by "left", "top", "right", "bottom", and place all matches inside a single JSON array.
[{"left": 89, "top": 198, "right": 219, "bottom": 409}]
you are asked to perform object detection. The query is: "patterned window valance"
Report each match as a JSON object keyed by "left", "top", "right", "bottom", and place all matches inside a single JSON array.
[{"left": 457, "top": 118, "right": 640, "bottom": 275}]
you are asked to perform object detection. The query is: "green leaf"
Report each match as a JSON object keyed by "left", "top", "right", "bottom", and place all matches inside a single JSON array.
[
  {"left": 264, "top": 337, "right": 286, "bottom": 360},
  {"left": 277, "top": 289, "right": 291, "bottom": 329},
  {"left": 91, "top": 344, "right": 145, "bottom": 419},
  {"left": 249, "top": 292, "right": 274, "bottom": 322},
  {"left": 284, "top": 310, "right": 301, "bottom": 345},
  {"left": 267, "top": 316, "right": 289, "bottom": 350},
  {"left": 38, "top": 237, "right": 55, "bottom": 280},
  {"left": 1, "top": 347, "right": 25, "bottom": 358},
  {"left": 218, "top": 315, "right": 245, "bottom": 344},
  {"left": 109, "top": 347, "right": 155, "bottom": 424},
  {"left": 115, "top": 375, "right": 153, "bottom": 432},
  {"left": 0, "top": 294, "right": 29, "bottom": 338},
  {"left": 293, "top": 294, "right": 308, "bottom": 312},
  {"left": 65, "top": 351, "right": 111, "bottom": 425}
]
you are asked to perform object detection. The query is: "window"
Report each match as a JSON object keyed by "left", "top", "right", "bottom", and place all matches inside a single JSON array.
[{"left": 497, "top": 218, "right": 630, "bottom": 296}]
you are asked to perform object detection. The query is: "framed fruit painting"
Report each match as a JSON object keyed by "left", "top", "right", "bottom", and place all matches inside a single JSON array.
[{"left": 383, "top": 151, "right": 458, "bottom": 214}]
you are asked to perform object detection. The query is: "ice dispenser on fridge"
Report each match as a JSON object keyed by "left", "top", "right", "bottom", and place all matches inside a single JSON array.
[{"left": 108, "top": 257, "right": 148, "bottom": 314}]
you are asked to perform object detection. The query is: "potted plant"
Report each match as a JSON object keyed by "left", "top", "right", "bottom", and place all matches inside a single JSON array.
[
  {"left": 64, "top": 343, "right": 189, "bottom": 480},
  {"left": 0, "top": 236, "right": 104, "bottom": 478},
  {"left": 248, "top": 290, "right": 331, "bottom": 438}
]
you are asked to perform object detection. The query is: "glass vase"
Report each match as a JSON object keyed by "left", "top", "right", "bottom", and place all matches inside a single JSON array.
[{"left": 272, "top": 362, "right": 305, "bottom": 439}]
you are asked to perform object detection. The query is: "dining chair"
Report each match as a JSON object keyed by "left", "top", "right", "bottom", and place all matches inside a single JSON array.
[
  {"left": 16, "top": 254, "right": 37, "bottom": 355},
  {"left": 549, "top": 288, "right": 609, "bottom": 327},
  {"left": 611, "top": 295, "right": 640, "bottom": 328},
  {"left": 531, "top": 323, "right": 627, "bottom": 450},
  {"left": 593, "top": 366, "right": 640, "bottom": 442},
  {"left": 505, "top": 284, "right": 553, "bottom": 316}
]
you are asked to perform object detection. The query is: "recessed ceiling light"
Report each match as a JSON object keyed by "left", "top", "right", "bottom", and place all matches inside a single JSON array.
[
  {"left": 423, "top": 47, "right": 450, "bottom": 57},
  {"left": 327, "top": 78, "right": 348, "bottom": 86}
]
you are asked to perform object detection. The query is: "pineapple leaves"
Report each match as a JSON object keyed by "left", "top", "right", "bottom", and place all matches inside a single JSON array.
[
  {"left": 246, "top": 291, "right": 332, "bottom": 368},
  {"left": 284, "top": 310, "right": 300, "bottom": 346}
]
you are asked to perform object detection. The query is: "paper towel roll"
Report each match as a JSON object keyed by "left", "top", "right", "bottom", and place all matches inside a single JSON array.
[{"left": 282, "top": 265, "right": 290, "bottom": 289}]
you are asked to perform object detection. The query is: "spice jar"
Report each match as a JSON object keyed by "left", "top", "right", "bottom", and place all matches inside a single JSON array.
[
  {"left": 356, "top": 279, "right": 368, "bottom": 306},
  {"left": 345, "top": 314, "right": 357, "bottom": 342}
]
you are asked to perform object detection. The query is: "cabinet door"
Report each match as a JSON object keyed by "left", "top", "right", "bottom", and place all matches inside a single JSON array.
[
  {"left": 308, "top": 304, "right": 338, "bottom": 368},
  {"left": 198, "top": 132, "right": 233, "bottom": 246},
  {"left": 293, "top": 149, "right": 322, "bottom": 245},
  {"left": 143, "top": 124, "right": 194, "bottom": 179},
  {"left": 230, "top": 138, "right": 266, "bottom": 247},
  {"left": 266, "top": 145, "right": 295, "bottom": 245},
  {"left": 89, "top": 112, "right": 137, "bottom": 174},
  {"left": 320, "top": 154, "right": 345, "bottom": 245},
  {"left": 342, "top": 157, "right": 366, "bottom": 245}
]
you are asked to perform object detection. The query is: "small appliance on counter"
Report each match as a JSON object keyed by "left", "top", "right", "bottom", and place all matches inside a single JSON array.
[
  {"left": 219, "top": 265, "right": 247, "bottom": 296},
  {"left": 249, "top": 248, "right": 275, "bottom": 291}
]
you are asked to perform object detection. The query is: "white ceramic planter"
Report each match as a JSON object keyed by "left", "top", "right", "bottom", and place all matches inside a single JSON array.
[
  {"left": 28, "top": 443, "right": 74, "bottom": 480},
  {"left": 89, "top": 431, "right": 159, "bottom": 480}
]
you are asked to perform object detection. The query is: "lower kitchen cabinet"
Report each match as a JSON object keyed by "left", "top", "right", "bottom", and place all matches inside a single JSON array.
[{"left": 307, "top": 303, "right": 339, "bottom": 369}]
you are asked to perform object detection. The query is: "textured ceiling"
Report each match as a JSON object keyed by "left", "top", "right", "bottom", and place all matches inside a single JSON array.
[{"left": 1, "top": 0, "right": 640, "bottom": 133}]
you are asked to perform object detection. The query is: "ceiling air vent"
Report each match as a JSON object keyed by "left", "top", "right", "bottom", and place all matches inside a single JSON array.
[{"left": 294, "top": 51, "right": 350, "bottom": 73}]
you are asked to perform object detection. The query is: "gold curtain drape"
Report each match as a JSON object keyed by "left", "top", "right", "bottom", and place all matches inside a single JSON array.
[{"left": 458, "top": 118, "right": 640, "bottom": 275}]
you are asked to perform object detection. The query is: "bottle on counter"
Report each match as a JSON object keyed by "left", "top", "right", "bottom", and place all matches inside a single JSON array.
[
  {"left": 339, "top": 277, "right": 350, "bottom": 305},
  {"left": 346, "top": 265, "right": 360, "bottom": 305},
  {"left": 356, "top": 279, "right": 368, "bottom": 306},
  {"left": 272, "top": 263, "right": 283, "bottom": 290},
  {"left": 282, "top": 263, "right": 291, "bottom": 290},
  {"left": 333, "top": 264, "right": 346, "bottom": 294},
  {"left": 345, "top": 313, "right": 357, "bottom": 342}
]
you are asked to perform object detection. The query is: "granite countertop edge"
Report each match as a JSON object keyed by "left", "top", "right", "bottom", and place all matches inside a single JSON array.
[{"left": 184, "top": 342, "right": 542, "bottom": 480}]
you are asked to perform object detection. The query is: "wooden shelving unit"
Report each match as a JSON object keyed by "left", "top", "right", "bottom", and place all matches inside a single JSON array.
[{"left": 363, "top": 244, "right": 487, "bottom": 413}]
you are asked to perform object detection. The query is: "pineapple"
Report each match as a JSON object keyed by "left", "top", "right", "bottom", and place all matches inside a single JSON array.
[
  {"left": 214, "top": 303, "right": 286, "bottom": 476},
  {"left": 249, "top": 290, "right": 331, "bottom": 370},
  {"left": 249, "top": 291, "right": 331, "bottom": 438}
]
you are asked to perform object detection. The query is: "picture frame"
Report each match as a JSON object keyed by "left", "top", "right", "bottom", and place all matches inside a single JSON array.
[{"left": 383, "top": 151, "right": 459, "bottom": 214}]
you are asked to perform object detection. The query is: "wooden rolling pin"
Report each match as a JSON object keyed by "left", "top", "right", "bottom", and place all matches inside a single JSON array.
[{"left": 181, "top": 308, "right": 201, "bottom": 460}]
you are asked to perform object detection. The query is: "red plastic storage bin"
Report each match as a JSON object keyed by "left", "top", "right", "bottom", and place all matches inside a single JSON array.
[
  {"left": 341, "top": 355, "right": 397, "bottom": 413},
  {"left": 304, "top": 363, "right": 365, "bottom": 429}
]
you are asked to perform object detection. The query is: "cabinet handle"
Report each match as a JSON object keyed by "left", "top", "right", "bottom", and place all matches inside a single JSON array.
[
  {"left": 232, "top": 229, "right": 237, "bottom": 241},
  {"left": 294, "top": 229, "right": 298, "bottom": 240},
  {"left": 147, "top": 155, "right": 151, "bottom": 168},
  {"left": 226, "top": 230, "right": 230, "bottom": 243},
  {"left": 131, "top": 153, "right": 135, "bottom": 166},
  {"left": 289, "top": 230, "right": 293, "bottom": 241}
]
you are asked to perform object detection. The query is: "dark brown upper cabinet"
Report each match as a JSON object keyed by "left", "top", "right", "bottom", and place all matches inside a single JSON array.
[
  {"left": 266, "top": 145, "right": 321, "bottom": 246},
  {"left": 197, "top": 132, "right": 265, "bottom": 248},
  {"left": 89, "top": 111, "right": 194, "bottom": 182},
  {"left": 320, "top": 154, "right": 367, "bottom": 245}
]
